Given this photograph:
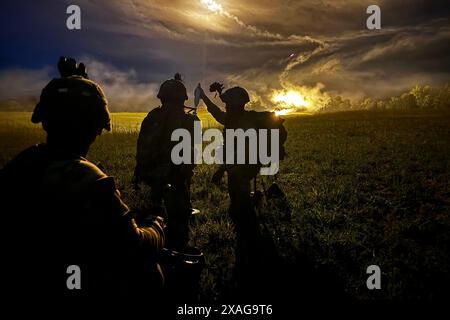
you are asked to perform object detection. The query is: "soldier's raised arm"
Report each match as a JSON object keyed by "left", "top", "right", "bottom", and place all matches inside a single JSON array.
[{"left": 198, "top": 84, "right": 226, "bottom": 125}]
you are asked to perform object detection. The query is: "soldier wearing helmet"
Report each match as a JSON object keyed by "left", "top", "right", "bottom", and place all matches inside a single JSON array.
[
  {"left": 0, "top": 57, "right": 165, "bottom": 300},
  {"left": 197, "top": 82, "right": 274, "bottom": 293},
  {"left": 134, "top": 73, "right": 199, "bottom": 252},
  {"left": 31, "top": 73, "right": 111, "bottom": 157}
]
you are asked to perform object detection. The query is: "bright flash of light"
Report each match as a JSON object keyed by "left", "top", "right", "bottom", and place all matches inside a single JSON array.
[
  {"left": 201, "top": 0, "right": 223, "bottom": 13},
  {"left": 274, "top": 109, "right": 293, "bottom": 116},
  {"left": 272, "top": 90, "right": 310, "bottom": 108}
]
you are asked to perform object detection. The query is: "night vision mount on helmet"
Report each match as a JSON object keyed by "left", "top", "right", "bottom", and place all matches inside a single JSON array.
[{"left": 32, "top": 56, "right": 111, "bottom": 132}]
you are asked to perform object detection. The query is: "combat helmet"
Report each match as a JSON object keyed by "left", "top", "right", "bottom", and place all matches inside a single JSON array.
[
  {"left": 32, "top": 57, "right": 111, "bottom": 132},
  {"left": 220, "top": 86, "right": 250, "bottom": 106},
  {"left": 157, "top": 73, "right": 188, "bottom": 102}
]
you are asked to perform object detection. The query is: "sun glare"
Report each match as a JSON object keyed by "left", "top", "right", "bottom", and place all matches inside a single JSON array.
[{"left": 201, "top": 0, "right": 223, "bottom": 14}]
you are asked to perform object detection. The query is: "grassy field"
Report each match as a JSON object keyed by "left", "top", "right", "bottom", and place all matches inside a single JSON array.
[{"left": 1, "top": 110, "right": 449, "bottom": 301}]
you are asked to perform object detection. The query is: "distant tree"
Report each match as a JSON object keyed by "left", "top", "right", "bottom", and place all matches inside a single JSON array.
[
  {"left": 410, "top": 85, "right": 450, "bottom": 109},
  {"left": 376, "top": 102, "right": 383, "bottom": 110},
  {"left": 411, "top": 85, "right": 432, "bottom": 109},
  {"left": 432, "top": 84, "right": 450, "bottom": 109},
  {"left": 360, "top": 98, "right": 377, "bottom": 110}
]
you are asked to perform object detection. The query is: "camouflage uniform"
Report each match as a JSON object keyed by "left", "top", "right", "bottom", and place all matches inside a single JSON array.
[
  {"left": 0, "top": 66, "right": 165, "bottom": 300},
  {"left": 134, "top": 76, "right": 198, "bottom": 251}
]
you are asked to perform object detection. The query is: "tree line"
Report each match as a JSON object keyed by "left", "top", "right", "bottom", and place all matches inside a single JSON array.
[{"left": 318, "top": 84, "right": 450, "bottom": 113}]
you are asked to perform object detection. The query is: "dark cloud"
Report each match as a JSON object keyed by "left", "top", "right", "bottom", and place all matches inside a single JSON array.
[{"left": 0, "top": 0, "right": 449, "bottom": 111}]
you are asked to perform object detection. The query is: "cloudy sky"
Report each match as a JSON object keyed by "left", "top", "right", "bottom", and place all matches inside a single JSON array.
[{"left": 0, "top": 0, "right": 449, "bottom": 111}]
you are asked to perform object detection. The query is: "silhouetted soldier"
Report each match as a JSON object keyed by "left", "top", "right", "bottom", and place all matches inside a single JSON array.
[
  {"left": 0, "top": 57, "right": 165, "bottom": 301},
  {"left": 134, "top": 74, "right": 198, "bottom": 252},
  {"left": 197, "top": 83, "right": 286, "bottom": 294}
]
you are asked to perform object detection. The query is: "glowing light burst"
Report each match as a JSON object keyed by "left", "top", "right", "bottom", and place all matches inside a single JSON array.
[
  {"left": 271, "top": 90, "right": 312, "bottom": 115},
  {"left": 274, "top": 109, "right": 292, "bottom": 116},
  {"left": 201, "top": 0, "right": 223, "bottom": 14},
  {"left": 272, "top": 90, "right": 310, "bottom": 107}
]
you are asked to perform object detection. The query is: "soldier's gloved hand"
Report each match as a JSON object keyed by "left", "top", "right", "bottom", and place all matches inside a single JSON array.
[
  {"left": 152, "top": 215, "right": 167, "bottom": 231},
  {"left": 139, "top": 214, "right": 167, "bottom": 230},
  {"left": 209, "top": 82, "right": 224, "bottom": 96}
]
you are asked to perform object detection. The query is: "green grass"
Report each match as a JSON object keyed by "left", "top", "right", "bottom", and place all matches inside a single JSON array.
[{"left": 1, "top": 110, "right": 449, "bottom": 300}]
